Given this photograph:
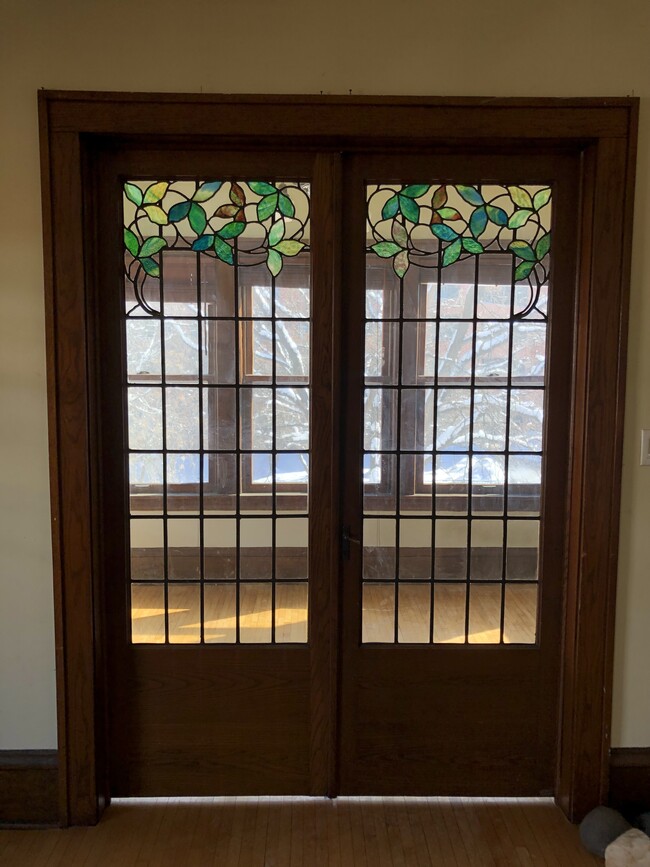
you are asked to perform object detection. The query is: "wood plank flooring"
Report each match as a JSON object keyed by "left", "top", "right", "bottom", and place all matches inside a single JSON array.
[
  {"left": 131, "top": 583, "right": 538, "bottom": 645},
  {"left": 0, "top": 798, "right": 600, "bottom": 866}
]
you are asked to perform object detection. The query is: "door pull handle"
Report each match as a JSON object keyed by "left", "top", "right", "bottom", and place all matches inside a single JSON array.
[{"left": 341, "top": 526, "right": 360, "bottom": 560}]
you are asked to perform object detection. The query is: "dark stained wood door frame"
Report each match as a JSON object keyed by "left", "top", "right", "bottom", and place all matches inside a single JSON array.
[{"left": 38, "top": 92, "right": 638, "bottom": 825}]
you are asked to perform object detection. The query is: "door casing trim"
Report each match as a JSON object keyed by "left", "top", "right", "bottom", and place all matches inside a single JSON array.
[{"left": 38, "top": 91, "right": 638, "bottom": 825}]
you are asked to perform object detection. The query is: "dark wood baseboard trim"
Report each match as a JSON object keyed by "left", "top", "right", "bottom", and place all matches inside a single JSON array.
[
  {"left": 0, "top": 750, "right": 59, "bottom": 827},
  {"left": 609, "top": 748, "right": 650, "bottom": 818}
]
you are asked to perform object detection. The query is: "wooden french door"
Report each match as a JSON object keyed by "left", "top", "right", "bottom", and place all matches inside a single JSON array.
[
  {"left": 97, "top": 144, "right": 577, "bottom": 797},
  {"left": 338, "top": 152, "right": 578, "bottom": 795}
]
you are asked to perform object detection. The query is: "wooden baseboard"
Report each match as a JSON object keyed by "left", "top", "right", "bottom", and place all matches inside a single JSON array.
[
  {"left": 0, "top": 750, "right": 58, "bottom": 827},
  {"left": 609, "top": 748, "right": 650, "bottom": 819}
]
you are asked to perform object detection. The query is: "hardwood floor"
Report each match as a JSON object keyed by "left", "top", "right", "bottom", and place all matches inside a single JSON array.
[
  {"left": 0, "top": 798, "right": 600, "bottom": 865},
  {"left": 131, "top": 582, "right": 537, "bottom": 645}
]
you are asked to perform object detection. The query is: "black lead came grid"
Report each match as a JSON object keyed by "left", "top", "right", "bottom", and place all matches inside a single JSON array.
[
  {"left": 124, "top": 180, "right": 312, "bottom": 646},
  {"left": 362, "top": 183, "right": 550, "bottom": 645}
]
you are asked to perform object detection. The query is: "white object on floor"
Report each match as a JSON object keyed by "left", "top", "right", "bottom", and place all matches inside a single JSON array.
[{"left": 605, "top": 829, "right": 650, "bottom": 866}]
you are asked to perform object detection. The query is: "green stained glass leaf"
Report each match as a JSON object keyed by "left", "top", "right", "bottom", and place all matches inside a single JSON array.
[
  {"left": 515, "top": 260, "right": 535, "bottom": 282},
  {"left": 124, "top": 228, "right": 139, "bottom": 257},
  {"left": 371, "top": 241, "right": 403, "bottom": 258},
  {"left": 143, "top": 182, "right": 169, "bottom": 205},
  {"left": 533, "top": 188, "right": 552, "bottom": 211},
  {"left": 508, "top": 186, "right": 533, "bottom": 209},
  {"left": 401, "top": 184, "right": 430, "bottom": 198},
  {"left": 394, "top": 250, "right": 409, "bottom": 278},
  {"left": 436, "top": 207, "right": 462, "bottom": 221},
  {"left": 140, "top": 236, "right": 167, "bottom": 258},
  {"left": 442, "top": 238, "right": 463, "bottom": 267},
  {"left": 139, "top": 257, "right": 160, "bottom": 277},
  {"left": 470, "top": 206, "right": 488, "bottom": 238},
  {"left": 217, "top": 221, "right": 246, "bottom": 239},
  {"left": 392, "top": 221, "right": 408, "bottom": 247},
  {"left": 399, "top": 195, "right": 420, "bottom": 223},
  {"left": 189, "top": 203, "right": 207, "bottom": 235},
  {"left": 249, "top": 181, "right": 277, "bottom": 196},
  {"left": 192, "top": 234, "right": 214, "bottom": 251},
  {"left": 278, "top": 193, "right": 295, "bottom": 218},
  {"left": 536, "top": 232, "right": 551, "bottom": 260},
  {"left": 268, "top": 221, "right": 284, "bottom": 247},
  {"left": 456, "top": 185, "right": 484, "bottom": 206},
  {"left": 268, "top": 249, "right": 283, "bottom": 277},
  {"left": 486, "top": 205, "right": 508, "bottom": 226},
  {"left": 382, "top": 195, "right": 399, "bottom": 220},
  {"left": 168, "top": 201, "right": 192, "bottom": 223},
  {"left": 508, "top": 209, "right": 533, "bottom": 229},
  {"left": 509, "top": 240, "right": 536, "bottom": 261},
  {"left": 214, "top": 236, "right": 234, "bottom": 265},
  {"left": 193, "top": 181, "right": 222, "bottom": 203},
  {"left": 274, "top": 240, "right": 304, "bottom": 256},
  {"left": 144, "top": 205, "right": 168, "bottom": 225},
  {"left": 258, "top": 193, "right": 279, "bottom": 222},
  {"left": 229, "top": 182, "right": 246, "bottom": 207},
  {"left": 462, "top": 238, "right": 484, "bottom": 255},
  {"left": 124, "top": 183, "right": 143, "bottom": 207},
  {"left": 215, "top": 204, "right": 240, "bottom": 219},
  {"left": 431, "top": 224, "right": 459, "bottom": 242},
  {"left": 432, "top": 185, "right": 447, "bottom": 209}
]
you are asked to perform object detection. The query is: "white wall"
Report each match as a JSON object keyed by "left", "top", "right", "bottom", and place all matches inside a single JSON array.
[{"left": 1, "top": 0, "right": 649, "bottom": 749}]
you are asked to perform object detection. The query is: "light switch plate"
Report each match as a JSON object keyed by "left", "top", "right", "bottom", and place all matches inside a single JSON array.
[{"left": 640, "top": 430, "right": 650, "bottom": 466}]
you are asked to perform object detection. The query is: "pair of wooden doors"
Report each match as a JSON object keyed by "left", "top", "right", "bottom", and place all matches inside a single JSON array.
[{"left": 94, "top": 143, "right": 577, "bottom": 798}]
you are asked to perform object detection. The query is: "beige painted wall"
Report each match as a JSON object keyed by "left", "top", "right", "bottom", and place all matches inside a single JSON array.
[{"left": 1, "top": 0, "right": 649, "bottom": 749}]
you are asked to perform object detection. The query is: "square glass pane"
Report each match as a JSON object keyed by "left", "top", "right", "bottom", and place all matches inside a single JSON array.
[
  {"left": 240, "top": 518, "right": 272, "bottom": 581},
  {"left": 249, "top": 320, "right": 272, "bottom": 378},
  {"left": 437, "top": 322, "right": 473, "bottom": 378},
  {"left": 365, "top": 454, "right": 396, "bottom": 514},
  {"left": 470, "top": 519, "right": 503, "bottom": 581},
  {"left": 203, "top": 518, "right": 236, "bottom": 581},
  {"left": 398, "top": 518, "right": 432, "bottom": 580},
  {"left": 204, "top": 583, "right": 236, "bottom": 643},
  {"left": 506, "top": 520, "right": 539, "bottom": 581},
  {"left": 202, "top": 387, "right": 236, "bottom": 451},
  {"left": 240, "top": 583, "right": 272, "bottom": 643},
  {"left": 129, "top": 453, "right": 163, "bottom": 513},
  {"left": 403, "top": 269, "right": 437, "bottom": 320},
  {"left": 128, "top": 386, "right": 162, "bottom": 450},
  {"left": 275, "top": 266, "right": 310, "bottom": 319},
  {"left": 204, "top": 453, "right": 237, "bottom": 507},
  {"left": 433, "top": 583, "right": 466, "bottom": 644},
  {"left": 162, "top": 252, "right": 198, "bottom": 316},
  {"left": 168, "top": 584, "right": 201, "bottom": 644},
  {"left": 201, "top": 256, "right": 235, "bottom": 317},
  {"left": 130, "top": 518, "right": 164, "bottom": 581},
  {"left": 364, "top": 388, "right": 397, "bottom": 451},
  {"left": 127, "top": 320, "right": 161, "bottom": 382},
  {"left": 275, "top": 582, "right": 308, "bottom": 643},
  {"left": 472, "top": 455, "right": 505, "bottom": 515},
  {"left": 435, "top": 454, "right": 469, "bottom": 516},
  {"left": 276, "top": 387, "right": 309, "bottom": 451},
  {"left": 509, "top": 389, "right": 544, "bottom": 451},
  {"left": 398, "top": 584, "right": 431, "bottom": 643},
  {"left": 166, "top": 453, "right": 200, "bottom": 514},
  {"left": 125, "top": 274, "right": 160, "bottom": 316},
  {"left": 203, "top": 321, "right": 235, "bottom": 384},
  {"left": 436, "top": 388, "right": 471, "bottom": 451},
  {"left": 275, "top": 452, "right": 309, "bottom": 486},
  {"left": 131, "top": 583, "right": 165, "bottom": 644},
  {"left": 512, "top": 322, "right": 546, "bottom": 380},
  {"left": 164, "top": 320, "right": 199, "bottom": 381},
  {"left": 439, "top": 261, "right": 475, "bottom": 319},
  {"left": 475, "top": 322, "right": 510, "bottom": 378},
  {"left": 167, "top": 518, "right": 200, "bottom": 581},
  {"left": 400, "top": 388, "right": 432, "bottom": 451},
  {"left": 276, "top": 320, "right": 310, "bottom": 379},
  {"left": 362, "top": 583, "right": 395, "bottom": 643},
  {"left": 240, "top": 265, "right": 272, "bottom": 317},
  {"left": 503, "top": 584, "right": 538, "bottom": 644},
  {"left": 276, "top": 518, "right": 308, "bottom": 580},
  {"left": 508, "top": 455, "right": 542, "bottom": 515},
  {"left": 365, "top": 321, "right": 397, "bottom": 383},
  {"left": 166, "top": 387, "right": 200, "bottom": 450},
  {"left": 468, "top": 584, "right": 502, "bottom": 644},
  {"left": 472, "top": 388, "right": 507, "bottom": 451},
  {"left": 240, "top": 387, "right": 273, "bottom": 451},
  {"left": 363, "top": 518, "right": 396, "bottom": 580},
  {"left": 434, "top": 519, "right": 467, "bottom": 581}
]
